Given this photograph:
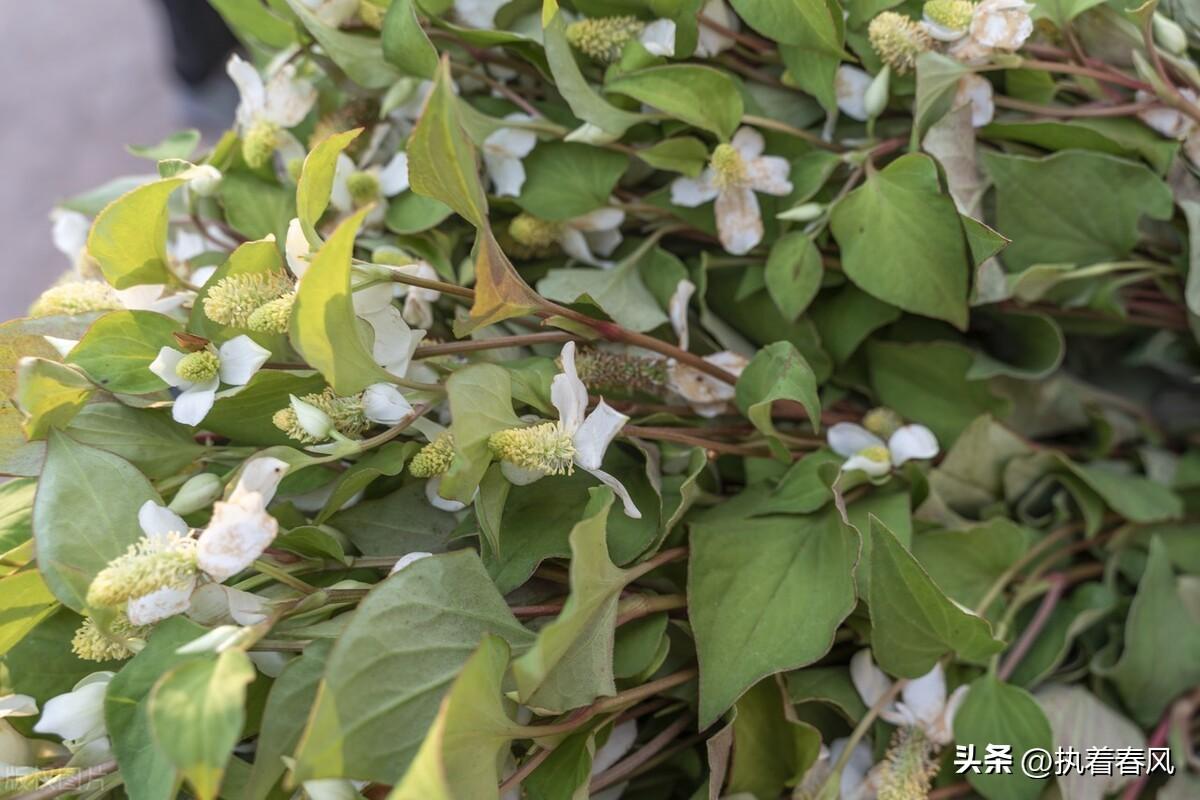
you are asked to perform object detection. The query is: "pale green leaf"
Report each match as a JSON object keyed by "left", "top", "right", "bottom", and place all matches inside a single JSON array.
[
  {"left": 954, "top": 676, "right": 1054, "bottom": 800},
  {"left": 440, "top": 363, "right": 521, "bottom": 503},
  {"left": 87, "top": 178, "right": 185, "bottom": 289},
  {"left": 15, "top": 358, "right": 93, "bottom": 439},
  {"left": 68, "top": 310, "right": 183, "bottom": 394},
  {"left": 764, "top": 232, "right": 822, "bottom": 321},
  {"left": 735, "top": 341, "right": 821, "bottom": 459},
  {"left": 606, "top": 65, "right": 743, "bottom": 141},
  {"left": 297, "top": 129, "right": 363, "bottom": 239},
  {"left": 382, "top": 0, "right": 439, "bottom": 79}
]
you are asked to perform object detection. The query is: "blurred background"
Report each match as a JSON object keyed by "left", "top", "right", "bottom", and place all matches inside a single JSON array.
[{"left": 0, "top": 2, "right": 236, "bottom": 320}]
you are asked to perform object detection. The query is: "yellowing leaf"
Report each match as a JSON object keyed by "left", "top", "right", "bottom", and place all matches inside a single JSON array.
[
  {"left": 289, "top": 206, "right": 395, "bottom": 394},
  {"left": 87, "top": 178, "right": 185, "bottom": 289},
  {"left": 297, "top": 128, "right": 362, "bottom": 240},
  {"left": 454, "top": 228, "right": 543, "bottom": 336},
  {"left": 406, "top": 58, "right": 488, "bottom": 228}
]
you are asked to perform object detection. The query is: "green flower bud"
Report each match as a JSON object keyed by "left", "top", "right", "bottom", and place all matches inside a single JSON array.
[
  {"left": 1154, "top": 12, "right": 1189, "bottom": 55},
  {"left": 176, "top": 350, "right": 220, "bottom": 383},
  {"left": 168, "top": 473, "right": 223, "bottom": 515},
  {"left": 508, "top": 213, "right": 562, "bottom": 252},
  {"left": 869, "top": 12, "right": 931, "bottom": 74},
  {"left": 488, "top": 422, "right": 576, "bottom": 476},
  {"left": 566, "top": 15, "right": 645, "bottom": 63},
  {"left": 242, "top": 119, "right": 280, "bottom": 169},
  {"left": 863, "top": 407, "right": 904, "bottom": 438},
  {"left": 777, "top": 202, "right": 825, "bottom": 222},
  {"left": 865, "top": 65, "right": 892, "bottom": 119},
  {"left": 410, "top": 432, "right": 456, "bottom": 477},
  {"left": 272, "top": 388, "right": 368, "bottom": 443},
  {"left": 346, "top": 170, "right": 382, "bottom": 207}
]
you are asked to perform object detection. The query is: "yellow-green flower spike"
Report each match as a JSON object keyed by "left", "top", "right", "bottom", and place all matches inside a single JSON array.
[
  {"left": 574, "top": 348, "right": 669, "bottom": 396},
  {"left": 72, "top": 616, "right": 147, "bottom": 662},
  {"left": 29, "top": 281, "right": 121, "bottom": 317},
  {"left": 203, "top": 271, "right": 293, "bottom": 328},
  {"left": 488, "top": 422, "right": 577, "bottom": 476},
  {"left": 566, "top": 15, "right": 646, "bottom": 63},
  {"left": 409, "top": 432, "right": 456, "bottom": 478},
  {"left": 859, "top": 445, "right": 891, "bottom": 464},
  {"left": 876, "top": 727, "right": 939, "bottom": 800},
  {"left": 869, "top": 12, "right": 932, "bottom": 73},
  {"left": 346, "top": 170, "right": 382, "bottom": 208},
  {"left": 86, "top": 533, "right": 197, "bottom": 609},
  {"left": 247, "top": 292, "right": 296, "bottom": 334},
  {"left": 359, "top": 0, "right": 386, "bottom": 29},
  {"left": 242, "top": 119, "right": 280, "bottom": 169},
  {"left": 710, "top": 143, "right": 748, "bottom": 189},
  {"left": 272, "top": 388, "right": 368, "bottom": 443},
  {"left": 923, "top": 0, "right": 974, "bottom": 32},
  {"left": 508, "top": 213, "right": 563, "bottom": 253},
  {"left": 863, "top": 407, "right": 904, "bottom": 438},
  {"left": 176, "top": 350, "right": 220, "bottom": 383}
]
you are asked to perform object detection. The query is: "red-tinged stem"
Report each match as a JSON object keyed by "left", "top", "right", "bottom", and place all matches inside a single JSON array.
[
  {"left": 998, "top": 573, "right": 1066, "bottom": 681},
  {"left": 1017, "top": 58, "right": 1152, "bottom": 92},
  {"left": 1120, "top": 705, "right": 1174, "bottom": 800},
  {"left": 414, "top": 331, "right": 579, "bottom": 358},
  {"left": 993, "top": 96, "right": 1158, "bottom": 117},
  {"left": 589, "top": 714, "right": 695, "bottom": 792}
]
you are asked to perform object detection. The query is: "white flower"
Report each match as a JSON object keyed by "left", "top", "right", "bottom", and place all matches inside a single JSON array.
[
  {"left": 828, "top": 419, "right": 938, "bottom": 477},
  {"left": 363, "top": 383, "right": 414, "bottom": 425},
  {"left": 482, "top": 114, "right": 538, "bottom": 197},
  {"left": 33, "top": 672, "right": 115, "bottom": 766},
  {"left": 830, "top": 737, "right": 881, "bottom": 800},
  {"left": 955, "top": 74, "right": 995, "bottom": 127},
  {"left": 196, "top": 457, "right": 289, "bottom": 581},
  {"left": 150, "top": 335, "right": 271, "bottom": 426},
  {"left": 51, "top": 209, "right": 91, "bottom": 269},
  {"left": 497, "top": 342, "right": 642, "bottom": 518},
  {"left": 129, "top": 501, "right": 198, "bottom": 625},
  {"left": 0, "top": 694, "right": 38, "bottom": 771},
  {"left": 299, "top": 0, "right": 358, "bottom": 26},
  {"left": 228, "top": 54, "right": 317, "bottom": 134},
  {"left": 454, "top": 0, "right": 506, "bottom": 29},
  {"left": 187, "top": 583, "right": 270, "bottom": 626},
  {"left": 389, "top": 551, "right": 434, "bottom": 575},
  {"left": 951, "top": 0, "right": 1033, "bottom": 62},
  {"left": 670, "top": 127, "right": 793, "bottom": 255},
  {"left": 694, "top": 0, "right": 738, "bottom": 57},
  {"left": 970, "top": 0, "right": 1034, "bottom": 50},
  {"left": 185, "top": 164, "right": 223, "bottom": 197},
  {"left": 559, "top": 208, "right": 626, "bottom": 268},
  {"left": 850, "top": 650, "right": 967, "bottom": 746},
  {"left": 667, "top": 351, "right": 749, "bottom": 418},
  {"left": 389, "top": 259, "right": 442, "bottom": 329},
  {"left": 836, "top": 66, "right": 874, "bottom": 122},
  {"left": 287, "top": 218, "right": 427, "bottom": 377},
  {"left": 825, "top": 419, "right": 936, "bottom": 474},
  {"left": 330, "top": 150, "right": 412, "bottom": 227}
]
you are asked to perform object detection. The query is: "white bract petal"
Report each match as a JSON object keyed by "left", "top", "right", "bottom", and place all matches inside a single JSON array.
[
  {"left": 196, "top": 497, "right": 279, "bottom": 581},
  {"left": 836, "top": 66, "right": 873, "bottom": 121},
  {"left": 389, "top": 551, "right": 433, "bottom": 575},
  {"left": 550, "top": 341, "right": 589, "bottom": 434},
  {"left": 827, "top": 423, "right": 885, "bottom": 458},
  {"left": 150, "top": 347, "right": 188, "bottom": 389},
  {"left": 362, "top": 306, "right": 424, "bottom": 376},
  {"left": 583, "top": 467, "right": 642, "bottom": 519},
  {"left": 139, "top": 500, "right": 189, "bottom": 539},
  {"left": 746, "top": 155, "right": 793, "bottom": 196},
  {"left": 573, "top": 400, "right": 629, "bottom": 471},
  {"left": 126, "top": 576, "right": 197, "bottom": 625},
  {"left": 667, "top": 351, "right": 747, "bottom": 417},
  {"left": 731, "top": 126, "right": 765, "bottom": 160},
  {"left": 286, "top": 218, "right": 311, "bottom": 277},
  {"left": 592, "top": 720, "right": 638, "bottom": 775},
  {"left": 362, "top": 383, "right": 414, "bottom": 424},
  {"left": 695, "top": 0, "right": 738, "bottom": 57},
  {"left": 640, "top": 19, "right": 677, "bottom": 56},
  {"left": 969, "top": 0, "right": 1034, "bottom": 51},
  {"left": 0, "top": 695, "right": 37, "bottom": 719},
  {"left": 668, "top": 278, "right": 697, "bottom": 350},
  {"left": 956, "top": 74, "right": 995, "bottom": 128},
  {"left": 33, "top": 674, "right": 112, "bottom": 745},
  {"left": 841, "top": 451, "right": 893, "bottom": 478},
  {"left": 888, "top": 424, "right": 939, "bottom": 466},
  {"left": 51, "top": 209, "right": 90, "bottom": 263},
  {"left": 850, "top": 648, "right": 892, "bottom": 709},
  {"left": 262, "top": 63, "right": 318, "bottom": 128},
  {"left": 483, "top": 151, "right": 528, "bottom": 198},
  {"left": 899, "top": 662, "right": 949, "bottom": 730},
  {"left": 670, "top": 173, "right": 719, "bottom": 207},
  {"left": 714, "top": 184, "right": 763, "bottom": 255},
  {"left": 379, "top": 151, "right": 411, "bottom": 196},
  {"left": 232, "top": 457, "right": 290, "bottom": 506},
  {"left": 501, "top": 460, "right": 548, "bottom": 486},
  {"left": 329, "top": 153, "right": 356, "bottom": 214},
  {"left": 228, "top": 54, "right": 266, "bottom": 128},
  {"left": 172, "top": 379, "right": 220, "bottom": 426},
  {"left": 217, "top": 335, "right": 270, "bottom": 386}
]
